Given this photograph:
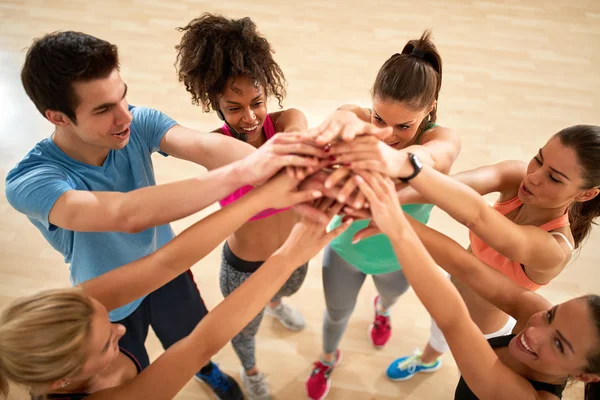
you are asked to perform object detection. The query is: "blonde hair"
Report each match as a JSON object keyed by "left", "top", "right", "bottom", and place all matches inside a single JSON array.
[{"left": 0, "top": 288, "right": 94, "bottom": 398}]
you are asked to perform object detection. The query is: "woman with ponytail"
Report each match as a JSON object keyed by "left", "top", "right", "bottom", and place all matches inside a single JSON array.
[
  {"left": 345, "top": 170, "right": 600, "bottom": 400},
  {"left": 346, "top": 124, "right": 600, "bottom": 382},
  {"left": 303, "top": 31, "right": 461, "bottom": 400}
]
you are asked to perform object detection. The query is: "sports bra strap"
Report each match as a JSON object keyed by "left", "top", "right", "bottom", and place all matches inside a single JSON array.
[{"left": 550, "top": 231, "right": 574, "bottom": 252}]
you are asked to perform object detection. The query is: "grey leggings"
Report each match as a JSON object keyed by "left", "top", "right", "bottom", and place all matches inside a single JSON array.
[
  {"left": 219, "top": 246, "right": 308, "bottom": 370},
  {"left": 322, "top": 245, "right": 410, "bottom": 354}
]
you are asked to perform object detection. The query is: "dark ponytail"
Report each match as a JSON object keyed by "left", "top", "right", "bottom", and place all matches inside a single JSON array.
[
  {"left": 555, "top": 125, "right": 600, "bottom": 248},
  {"left": 583, "top": 295, "right": 600, "bottom": 400},
  {"left": 372, "top": 30, "right": 442, "bottom": 130}
]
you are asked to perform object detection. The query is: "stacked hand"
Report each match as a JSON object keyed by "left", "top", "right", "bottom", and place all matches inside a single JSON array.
[{"left": 248, "top": 110, "right": 412, "bottom": 229}]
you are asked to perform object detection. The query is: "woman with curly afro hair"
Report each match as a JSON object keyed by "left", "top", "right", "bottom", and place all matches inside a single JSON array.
[{"left": 175, "top": 13, "right": 322, "bottom": 400}]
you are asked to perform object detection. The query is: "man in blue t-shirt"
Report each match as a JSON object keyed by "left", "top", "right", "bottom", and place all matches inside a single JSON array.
[{"left": 5, "top": 31, "right": 318, "bottom": 400}]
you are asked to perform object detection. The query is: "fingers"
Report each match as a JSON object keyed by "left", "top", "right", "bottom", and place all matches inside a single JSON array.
[
  {"left": 317, "top": 196, "right": 337, "bottom": 213},
  {"left": 353, "top": 191, "right": 366, "bottom": 209},
  {"left": 365, "top": 171, "right": 397, "bottom": 201},
  {"left": 325, "top": 217, "right": 353, "bottom": 241},
  {"left": 293, "top": 203, "right": 329, "bottom": 224},
  {"left": 286, "top": 166, "right": 295, "bottom": 178},
  {"left": 353, "top": 174, "right": 378, "bottom": 205},
  {"left": 326, "top": 200, "right": 346, "bottom": 219},
  {"left": 271, "top": 142, "right": 329, "bottom": 159},
  {"left": 349, "top": 160, "right": 387, "bottom": 174},
  {"left": 288, "top": 189, "right": 323, "bottom": 206},
  {"left": 341, "top": 121, "right": 362, "bottom": 141},
  {"left": 342, "top": 206, "right": 371, "bottom": 219},
  {"left": 336, "top": 178, "right": 358, "bottom": 204},
  {"left": 355, "top": 170, "right": 386, "bottom": 201},
  {"left": 295, "top": 167, "right": 307, "bottom": 180},
  {"left": 374, "top": 171, "right": 397, "bottom": 194},
  {"left": 324, "top": 167, "right": 351, "bottom": 189},
  {"left": 351, "top": 225, "right": 381, "bottom": 244},
  {"left": 332, "top": 151, "right": 379, "bottom": 165},
  {"left": 315, "top": 121, "right": 342, "bottom": 145},
  {"left": 276, "top": 154, "right": 320, "bottom": 168},
  {"left": 328, "top": 135, "right": 377, "bottom": 154}
]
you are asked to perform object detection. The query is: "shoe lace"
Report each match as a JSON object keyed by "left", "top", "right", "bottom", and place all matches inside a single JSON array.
[
  {"left": 373, "top": 314, "right": 390, "bottom": 331},
  {"left": 311, "top": 361, "right": 330, "bottom": 382},
  {"left": 209, "top": 369, "right": 232, "bottom": 393},
  {"left": 248, "top": 374, "right": 270, "bottom": 396},
  {"left": 397, "top": 349, "right": 422, "bottom": 373}
]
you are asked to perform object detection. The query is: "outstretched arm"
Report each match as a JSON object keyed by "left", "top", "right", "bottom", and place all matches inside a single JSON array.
[
  {"left": 79, "top": 172, "right": 323, "bottom": 311},
  {"left": 87, "top": 199, "right": 352, "bottom": 400},
  {"left": 404, "top": 163, "right": 569, "bottom": 282},
  {"left": 354, "top": 171, "right": 555, "bottom": 400},
  {"left": 395, "top": 160, "right": 527, "bottom": 205}
]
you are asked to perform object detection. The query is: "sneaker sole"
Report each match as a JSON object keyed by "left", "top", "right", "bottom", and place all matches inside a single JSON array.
[
  {"left": 194, "top": 375, "right": 233, "bottom": 400},
  {"left": 306, "top": 351, "right": 343, "bottom": 400},
  {"left": 387, "top": 363, "right": 442, "bottom": 381}
]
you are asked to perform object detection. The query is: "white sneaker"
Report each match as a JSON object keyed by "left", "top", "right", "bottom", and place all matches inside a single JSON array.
[
  {"left": 265, "top": 302, "right": 306, "bottom": 331},
  {"left": 240, "top": 368, "right": 271, "bottom": 400}
]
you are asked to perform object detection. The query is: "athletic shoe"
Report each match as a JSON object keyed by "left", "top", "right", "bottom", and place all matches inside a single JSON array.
[
  {"left": 369, "top": 295, "right": 391, "bottom": 348},
  {"left": 240, "top": 367, "right": 271, "bottom": 400},
  {"left": 386, "top": 350, "right": 442, "bottom": 381},
  {"left": 265, "top": 302, "right": 306, "bottom": 331},
  {"left": 306, "top": 349, "right": 342, "bottom": 400},
  {"left": 195, "top": 361, "right": 243, "bottom": 400}
]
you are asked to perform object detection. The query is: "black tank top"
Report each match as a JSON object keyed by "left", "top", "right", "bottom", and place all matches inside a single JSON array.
[
  {"left": 454, "top": 334, "right": 565, "bottom": 399},
  {"left": 37, "top": 348, "right": 142, "bottom": 400}
]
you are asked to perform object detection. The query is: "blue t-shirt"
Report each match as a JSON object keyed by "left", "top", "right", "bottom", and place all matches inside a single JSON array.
[{"left": 5, "top": 105, "right": 178, "bottom": 321}]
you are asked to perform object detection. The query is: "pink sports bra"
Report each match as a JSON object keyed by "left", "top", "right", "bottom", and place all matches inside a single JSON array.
[
  {"left": 469, "top": 196, "right": 572, "bottom": 291},
  {"left": 218, "top": 114, "right": 290, "bottom": 221}
]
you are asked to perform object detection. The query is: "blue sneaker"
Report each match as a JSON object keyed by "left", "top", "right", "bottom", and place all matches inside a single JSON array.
[
  {"left": 386, "top": 350, "right": 442, "bottom": 381},
  {"left": 194, "top": 361, "right": 243, "bottom": 400}
]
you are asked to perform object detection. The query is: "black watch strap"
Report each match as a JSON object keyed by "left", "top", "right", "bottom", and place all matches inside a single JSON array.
[{"left": 399, "top": 153, "right": 423, "bottom": 183}]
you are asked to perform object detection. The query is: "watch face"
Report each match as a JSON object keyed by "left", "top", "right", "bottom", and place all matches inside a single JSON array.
[{"left": 411, "top": 153, "right": 423, "bottom": 169}]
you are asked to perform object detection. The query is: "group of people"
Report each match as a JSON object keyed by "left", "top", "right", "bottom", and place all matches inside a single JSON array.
[{"left": 1, "top": 13, "right": 599, "bottom": 400}]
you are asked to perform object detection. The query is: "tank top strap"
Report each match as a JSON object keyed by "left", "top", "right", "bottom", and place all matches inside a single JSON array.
[
  {"left": 414, "top": 120, "right": 437, "bottom": 145},
  {"left": 220, "top": 122, "right": 233, "bottom": 137},
  {"left": 493, "top": 196, "right": 523, "bottom": 215},
  {"left": 487, "top": 333, "right": 516, "bottom": 348},
  {"left": 263, "top": 114, "right": 276, "bottom": 139},
  {"left": 539, "top": 213, "right": 570, "bottom": 232}
]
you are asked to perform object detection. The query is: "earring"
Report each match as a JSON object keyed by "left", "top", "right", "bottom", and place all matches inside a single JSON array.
[{"left": 59, "top": 381, "right": 70, "bottom": 388}]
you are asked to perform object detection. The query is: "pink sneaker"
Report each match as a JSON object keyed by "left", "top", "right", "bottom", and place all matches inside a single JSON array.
[
  {"left": 306, "top": 349, "right": 342, "bottom": 400},
  {"left": 370, "top": 295, "right": 391, "bottom": 348}
]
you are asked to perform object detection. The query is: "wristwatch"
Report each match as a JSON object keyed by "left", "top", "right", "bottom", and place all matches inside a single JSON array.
[{"left": 399, "top": 153, "right": 423, "bottom": 183}]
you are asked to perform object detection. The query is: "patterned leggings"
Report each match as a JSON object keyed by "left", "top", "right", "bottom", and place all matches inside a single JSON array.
[{"left": 219, "top": 246, "right": 308, "bottom": 370}]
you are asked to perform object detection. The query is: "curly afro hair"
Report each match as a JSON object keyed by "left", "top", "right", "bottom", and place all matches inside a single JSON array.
[{"left": 175, "top": 13, "right": 286, "bottom": 113}]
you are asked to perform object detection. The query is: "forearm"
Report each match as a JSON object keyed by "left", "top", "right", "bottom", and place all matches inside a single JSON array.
[
  {"left": 119, "top": 162, "right": 247, "bottom": 232},
  {"left": 403, "top": 215, "right": 530, "bottom": 319},
  {"left": 81, "top": 189, "right": 264, "bottom": 311},
  {"left": 409, "top": 165, "right": 489, "bottom": 229},
  {"left": 187, "top": 251, "right": 297, "bottom": 358},
  {"left": 388, "top": 221, "right": 470, "bottom": 331},
  {"left": 402, "top": 145, "right": 439, "bottom": 171},
  {"left": 396, "top": 185, "right": 427, "bottom": 205},
  {"left": 111, "top": 252, "right": 298, "bottom": 400}
]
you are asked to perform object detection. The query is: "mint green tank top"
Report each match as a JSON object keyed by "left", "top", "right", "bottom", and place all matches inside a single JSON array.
[{"left": 328, "top": 120, "right": 437, "bottom": 275}]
